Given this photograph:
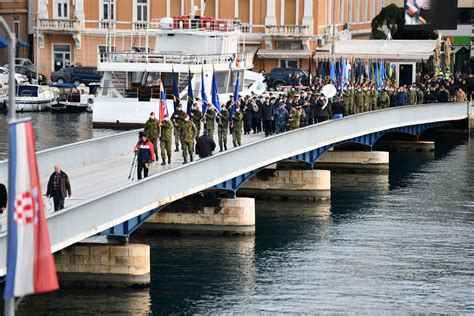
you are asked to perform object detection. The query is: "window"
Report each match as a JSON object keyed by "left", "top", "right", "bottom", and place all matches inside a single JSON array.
[
  {"left": 13, "top": 19, "right": 19, "bottom": 38},
  {"left": 279, "top": 59, "right": 299, "bottom": 68},
  {"left": 53, "top": 44, "right": 71, "bottom": 71},
  {"left": 98, "top": 45, "right": 117, "bottom": 63},
  {"left": 276, "top": 42, "right": 302, "bottom": 50},
  {"left": 55, "top": 0, "right": 69, "bottom": 19},
  {"left": 136, "top": 0, "right": 148, "bottom": 22},
  {"left": 102, "top": 0, "right": 115, "bottom": 20}
]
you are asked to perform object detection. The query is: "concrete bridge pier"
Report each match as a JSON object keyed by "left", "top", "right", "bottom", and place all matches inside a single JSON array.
[
  {"left": 373, "top": 140, "right": 435, "bottom": 152},
  {"left": 314, "top": 150, "right": 389, "bottom": 173},
  {"left": 238, "top": 168, "right": 331, "bottom": 201},
  {"left": 54, "top": 243, "right": 150, "bottom": 287},
  {"left": 141, "top": 196, "right": 255, "bottom": 235}
]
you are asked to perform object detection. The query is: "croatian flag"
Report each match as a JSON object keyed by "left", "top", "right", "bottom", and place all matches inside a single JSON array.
[
  {"left": 159, "top": 81, "right": 168, "bottom": 122},
  {"left": 4, "top": 119, "right": 58, "bottom": 299}
]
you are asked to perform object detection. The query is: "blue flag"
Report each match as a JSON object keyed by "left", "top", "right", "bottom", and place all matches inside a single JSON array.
[
  {"left": 172, "top": 70, "right": 179, "bottom": 111},
  {"left": 201, "top": 70, "right": 208, "bottom": 116},
  {"left": 186, "top": 69, "right": 193, "bottom": 116},
  {"left": 330, "top": 61, "right": 336, "bottom": 85},
  {"left": 211, "top": 72, "right": 221, "bottom": 112},
  {"left": 230, "top": 71, "right": 240, "bottom": 123}
]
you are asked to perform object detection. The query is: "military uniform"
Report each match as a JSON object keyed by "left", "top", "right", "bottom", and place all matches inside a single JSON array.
[
  {"left": 343, "top": 90, "right": 353, "bottom": 115},
  {"left": 378, "top": 91, "right": 390, "bottom": 109},
  {"left": 144, "top": 117, "right": 160, "bottom": 160},
  {"left": 159, "top": 119, "right": 173, "bottom": 165},
  {"left": 289, "top": 108, "right": 301, "bottom": 130},
  {"left": 204, "top": 107, "right": 216, "bottom": 140},
  {"left": 171, "top": 109, "right": 186, "bottom": 151},
  {"left": 408, "top": 89, "right": 417, "bottom": 105},
  {"left": 274, "top": 107, "right": 289, "bottom": 134},
  {"left": 416, "top": 89, "right": 424, "bottom": 104},
  {"left": 217, "top": 108, "right": 230, "bottom": 151},
  {"left": 372, "top": 90, "right": 378, "bottom": 111},
  {"left": 191, "top": 108, "right": 202, "bottom": 140},
  {"left": 180, "top": 120, "right": 197, "bottom": 163},
  {"left": 232, "top": 111, "right": 244, "bottom": 147},
  {"left": 354, "top": 90, "right": 364, "bottom": 114}
]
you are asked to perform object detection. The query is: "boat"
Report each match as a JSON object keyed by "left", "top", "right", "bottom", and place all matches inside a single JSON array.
[
  {"left": 93, "top": 15, "right": 257, "bottom": 128},
  {"left": 50, "top": 83, "right": 94, "bottom": 113},
  {"left": 15, "top": 85, "right": 55, "bottom": 112}
]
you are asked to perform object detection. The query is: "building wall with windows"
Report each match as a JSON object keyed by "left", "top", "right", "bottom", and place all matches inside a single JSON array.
[
  {"left": 0, "top": 0, "right": 31, "bottom": 66},
  {"left": 33, "top": 0, "right": 383, "bottom": 77}
]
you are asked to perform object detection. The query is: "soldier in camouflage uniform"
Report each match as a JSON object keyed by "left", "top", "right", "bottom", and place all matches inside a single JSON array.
[
  {"left": 144, "top": 112, "right": 160, "bottom": 160},
  {"left": 179, "top": 114, "right": 197, "bottom": 164},
  {"left": 378, "top": 88, "right": 390, "bottom": 109},
  {"left": 289, "top": 107, "right": 301, "bottom": 130},
  {"left": 416, "top": 86, "right": 424, "bottom": 104},
  {"left": 231, "top": 107, "right": 243, "bottom": 147},
  {"left": 217, "top": 104, "right": 230, "bottom": 152},
  {"left": 363, "top": 87, "right": 372, "bottom": 112},
  {"left": 191, "top": 103, "right": 202, "bottom": 140},
  {"left": 408, "top": 85, "right": 417, "bottom": 105},
  {"left": 171, "top": 104, "right": 186, "bottom": 152},
  {"left": 372, "top": 88, "right": 379, "bottom": 111},
  {"left": 274, "top": 103, "right": 289, "bottom": 134},
  {"left": 159, "top": 114, "right": 173, "bottom": 165},
  {"left": 343, "top": 89, "right": 353, "bottom": 116},
  {"left": 204, "top": 104, "right": 216, "bottom": 141},
  {"left": 354, "top": 88, "right": 364, "bottom": 114}
]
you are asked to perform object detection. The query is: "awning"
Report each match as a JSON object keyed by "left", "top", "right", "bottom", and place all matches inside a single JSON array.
[
  {"left": 16, "top": 38, "right": 29, "bottom": 48},
  {"left": 0, "top": 35, "right": 8, "bottom": 48},
  {"left": 257, "top": 49, "right": 311, "bottom": 59},
  {"left": 316, "top": 39, "right": 437, "bottom": 61}
]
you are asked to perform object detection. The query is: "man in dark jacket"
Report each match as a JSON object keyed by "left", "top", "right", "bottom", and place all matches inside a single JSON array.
[
  {"left": 0, "top": 183, "right": 7, "bottom": 213},
  {"left": 195, "top": 130, "right": 216, "bottom": 159},
  {"left": 261, "top": 97, "right": 274, "bottom": 137},
  {"left": 46, "top": 165, "right": 72, "bottom": 211}
]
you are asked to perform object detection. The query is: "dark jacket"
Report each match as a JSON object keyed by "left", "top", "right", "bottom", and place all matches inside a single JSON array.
[
  {"left": 195, "top": 134, "right": 216, "bottom": 158},
  {"left": 0, "top": 183, "right": 7, "bottom": 209},
  {"left": 46, "top": 171, "right": 71, "bottom": 199},
  {"left": 331, "top": 101, "right": 344, "bottom": 115},
  {"left": 261, "top": 102, "right": 274, "bottom": 121},
  {"left": 134, "top": 140, "right": 156, "bottom": 162}
]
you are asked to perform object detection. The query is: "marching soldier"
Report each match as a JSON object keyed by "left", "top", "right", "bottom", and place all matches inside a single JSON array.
[
  {"left": 159, "top": 114, "right": 173, "bottom": 165},
  {"left": 378, "top": 88, "right": 390, "bottom": 109},
  {"left": 231, "top": 107, "right": 244, "bottom": 147},
  {"left": 343, "top": 89, "right": 353, "bottom": 116},
  {"left": 144, "top": 112, "right": 160, "bottom": 160},
  {"left": 416, "top": 86, "right": 425, "bottom": 104},
  {"left": 180, "top": 114, "right": 197, "bottom": 164},
  {"left": 363, "top": 86, "right": 371, "bottom": 112},
  {"left": 191, "top": 102, "right": 202, "bottom": 140},
  {"left": 289, "top": 107, "right": 301, "bottom": 130},
  {"left": 171, "top": 103, "right": 186, "bottom": 152},
  {"left": 204, "top": 103, "right": 216, "bottom": 141},
  {"left": 408, "top": 85, "right": 418, "bottom": 105},
  {"left": 354, "top": 87, "right": 364, "bottom": 114},
  {"left": 217, "top": 104, "right": 230, "bottom": 152},
  {"left": 372, "top": 88, "right": 379, "bottom": 111}
]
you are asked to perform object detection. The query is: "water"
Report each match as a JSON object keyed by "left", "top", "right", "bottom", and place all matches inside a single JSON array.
[{"left": 1, "top": 113, "right": 473, "bottom": 314}]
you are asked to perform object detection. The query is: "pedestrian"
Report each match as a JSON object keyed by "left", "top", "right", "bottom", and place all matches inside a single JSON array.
[
  {"left": 331, "top": 97, "right": 345, "bottom": 119},
  {"left": 195, "top": 130, "right": 216, "bottom": 159},
  {"left": 288, "top": 107, "right": 301, "bottom": 130},
  {"left": 144, "top": 112, "right": 160, "bottom": 160},
  {"left": 180, "top": 114, "right": 197, "bottom": 164},
  {"left": 133, "top": 132, "right": 156, "bottom": 180},
  {"left": 191, "top": 103, "right": 202, "bottom": 140},
  {"left": 378, "top": 88, "right": 390, "bottom": 109},
  {"left": 204, "top": 103, "right": 216, "bottom": 140},
  {"left": 438, "top": 85, "right": 450, "bottom": 103},
  {"left": 159, "top": 114, "right": 173, "bottom": 165},
  {"left": 171, "top": 103, "right": 186, "bottom": 152},
  {"left": 242, "top": 97, "right": 252, "bottom": 135},
  {"left": 261, "top": 96, "right": 274, "bottom": 137},
  {"left": 232, "top": 107, "right": 244, "bottom": 147},
  {"left": 274, "top": 103, "right": 289, "bottom": 134},
  {"left": 217, "top": 104, "right": 229, "bottom": 152},
  {"left": 456, "top": 88, "right": 466, "bottom": 102},
  {"left": 0, "top": 183, "right": 7, "bottom": 213},
  {"left": 46, "top": 165, "right": 71, "bottom": 211}
]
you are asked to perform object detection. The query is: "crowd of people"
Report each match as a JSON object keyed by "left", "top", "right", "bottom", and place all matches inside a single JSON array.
[{"left": 133, "top": 71, "right": 473, "bottom": 180}]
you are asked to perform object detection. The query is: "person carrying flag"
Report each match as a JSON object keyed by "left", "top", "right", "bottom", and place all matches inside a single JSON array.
[
  {"left": 204, "top": 103, "right": 216, "bottom": 141},
  {"left": 191, "top": 102, "right": 202, "bottom": 140},
  {"left": 144, "top": 112, "right": 160, "bottom": 161},
  {"left": 180, "top": 114, "right": 197, "bottom": 164},
  {"left": 134, "top": 132, "right": 155, "bottom": 180},
  {"left": 46, "top": 165, "right": 71, "bottom": 212},
  {"left": 217, "top": 103, "right": 229, "bottom": 152},
  {"left": 159, "top": 114, "right": 173, "bottom": 165},
  {"left": 171, "top": 103, "right": 186, "bottom": 152},
  {"left": 231, "top": 106, "right": 244, "bottom": 147}
]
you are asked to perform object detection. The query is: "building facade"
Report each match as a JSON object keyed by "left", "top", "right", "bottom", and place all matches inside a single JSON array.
[{"left": 33, "top": 0, "right": 383, "bottom": 76}]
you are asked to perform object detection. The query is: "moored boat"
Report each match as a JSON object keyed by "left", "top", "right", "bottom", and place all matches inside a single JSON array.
[{"left": 15, "top": 85, "right": 55, "bottom": 112}]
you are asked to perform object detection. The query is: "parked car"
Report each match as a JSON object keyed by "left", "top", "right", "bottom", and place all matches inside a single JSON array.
[
  {"left": 0, "top": 67, "right": 28, "bottom": 84},
  {"left": 3, "top": 58, "right": 34, "bottom": 69},
  {"left": 13, "top": 65, "right": 48, "bottom": 85},
  {"left": 51, "top": 66, "right": 103, "bottom": 86},
  {"left": 266, "top": 67, "right": 310, "bottom": 90}
]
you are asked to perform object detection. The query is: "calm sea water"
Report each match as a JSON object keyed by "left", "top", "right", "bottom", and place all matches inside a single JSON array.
[{"left": 1, "top": 113, "right": 473, "bottom": 314}]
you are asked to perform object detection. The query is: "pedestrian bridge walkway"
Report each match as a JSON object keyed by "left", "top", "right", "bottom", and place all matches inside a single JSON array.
[{"left": 0, "top": 103, "right": 469, "bottom": 276}]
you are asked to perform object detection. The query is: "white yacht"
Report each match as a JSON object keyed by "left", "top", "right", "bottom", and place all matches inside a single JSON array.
[
  {"left": 15, "top": 85, "right": 55, "bottom": 112},
  {"left": 93, "top": 16, "right": 256, "bottom": 128}
]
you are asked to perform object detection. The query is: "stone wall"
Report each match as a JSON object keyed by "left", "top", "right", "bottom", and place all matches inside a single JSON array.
[
  {"left": 54, "top": 243, "right": 150, "bottom": 287},
  {"left": 317, "top": 150, "right": 389, "bottom": 165}
]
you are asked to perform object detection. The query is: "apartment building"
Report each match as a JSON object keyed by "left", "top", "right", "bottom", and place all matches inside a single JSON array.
[
  {"left": 33, "top": 0, "right": 383, "bottom": 76},
  {"left": 0, "top": 0, "right": 33, "bottom": 66}
]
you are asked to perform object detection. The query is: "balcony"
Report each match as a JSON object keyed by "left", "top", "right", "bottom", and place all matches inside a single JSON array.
[
  {"left": 36, "top": 18, "right": 80, "bottom": 33},
  {"left": 265, "top": 25, "right": 311, "bottom": 37}
]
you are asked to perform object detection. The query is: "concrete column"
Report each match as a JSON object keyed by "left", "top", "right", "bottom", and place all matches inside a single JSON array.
[
  {"left": 55, "top": 243, "right": 150, "bottom": 287},
  {"left": 143, "top": 197, "right": 255, "bottom": 235},
  {"left": 302, "top": 0, "right": 313, "bottom": 27},
  {"left": 374, "top": 141, "right": 435, "bottom": 152},
  {"left": 265, "top": 0, "right": 277, "bottom": 25},
  {"left": 239, "top": 169, "right": 331, "bottom": 201},
  {"left": 315, "top": 150, "right": 389, "bottom": 173}
]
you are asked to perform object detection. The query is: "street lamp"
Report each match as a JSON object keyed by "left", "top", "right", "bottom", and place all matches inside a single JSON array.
[{"left": 0, "top": 17, "right": 16, "bottom": 121}]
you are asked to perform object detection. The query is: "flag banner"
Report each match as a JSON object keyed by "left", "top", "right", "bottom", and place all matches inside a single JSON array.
[
  {"left": 230, "top": 71, "right": 240, "bottom": 123},
  {"left": 201, "top": 70, "right": 209, "bottom": 117},
  {"left": 186, "top": 69, "right": 194, "bottom": 116},
  {"left": 211, "top": 72, "right": 221, "bottom": 112},
  {"left": 4, "top": 119, "right": 58, "bottom": 299},
  {"left": 159, "top": 81, "right": 168, "bottom": 122},
  {"left": 171, "top": 70, "right": 179, "bottom": 111}
]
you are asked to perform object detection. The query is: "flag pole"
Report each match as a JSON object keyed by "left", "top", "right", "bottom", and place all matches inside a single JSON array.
[{"left": 0, "top": 16, "right": 16, "bottom": 316}]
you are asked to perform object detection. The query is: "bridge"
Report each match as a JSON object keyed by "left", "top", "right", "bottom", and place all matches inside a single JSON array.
[{"left": 0, "top": 102, "right": 470, "bottom": 277}]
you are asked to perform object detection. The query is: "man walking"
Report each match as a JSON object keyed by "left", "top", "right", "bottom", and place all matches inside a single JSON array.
[
  {"left": 232, "top": 107, "right": 244, "bottom": 147},
  {"left": 191, "top": 103, "right": 202, "bottom": 140},
  {"left": 160, "top": 114, "right": 173, "bottom": 165},
  {"left": 274, "top": 103, "right": 289, "bottom": 134},
  {"left": 204, "top": 104, "right": 216, "bottom": 141},
  {"left": 180, "top": 114, "right": 197, "bottom": 164},
  {"left": 195, "top": 130, "right": 216, "bottom": 159},
  {"left": 134, "top": 132, "right": 156, "bottom": 180},
  {"left": 144, "top": 112, "right": 160, "bottom": 160},
  {"left": 46, "top": 165, "right": 71, "bottom": 211},
  {"left": 217, "top": 104, "right": 230, "bottom": 152},
  {"left": 172, "top": 103, "right": 186, "bottom": 152}
]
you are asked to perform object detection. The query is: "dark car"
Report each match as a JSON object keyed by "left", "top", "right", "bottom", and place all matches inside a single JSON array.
[
  {"left": 51, "top": 66, "right": 103, "bottom": 86},
  {"left": 12, "top": 65, "right": 48, "bottom": 85},
  {"left": 266, "top": 67, "right": 310, "bottom": 90}
]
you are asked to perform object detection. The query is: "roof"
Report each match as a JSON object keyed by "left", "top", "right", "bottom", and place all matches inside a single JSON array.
[
  {"left": 316, "top": 40, "right": 438, "bottom": 61},
  {"left": 51, "top": 83, "right": 75, "bottom": 88},
  {"left": 257, "top": 49, "right": 311, "bottom": 59}
]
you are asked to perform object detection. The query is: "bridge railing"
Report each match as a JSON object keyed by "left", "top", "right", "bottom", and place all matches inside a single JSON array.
[
  {"left": 0, "top": 103, "right": 468, "bottom": 276},
  {"left": 0, "top": 129, "right": 140, "bottom": 185}
]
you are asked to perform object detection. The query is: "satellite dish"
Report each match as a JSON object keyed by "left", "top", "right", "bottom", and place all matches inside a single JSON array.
[
  {"left": 250, "top": 81, "right": 266, "bottom": 95},
  {"left": 321, "top": 84, "right": 337, "bottom": 98}
]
